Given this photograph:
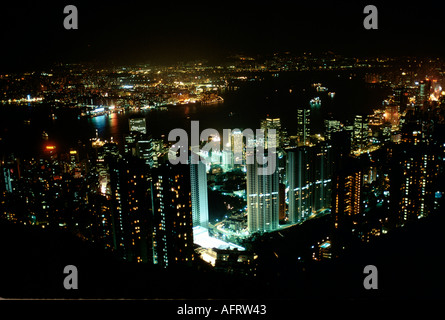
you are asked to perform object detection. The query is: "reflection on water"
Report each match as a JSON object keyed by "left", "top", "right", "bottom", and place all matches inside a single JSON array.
[
  {"left": 0, "top": 72, "right": 391, "bottom": 156},
  {"left": 89, "top": 115, "right": 107, "bottom": 137}
]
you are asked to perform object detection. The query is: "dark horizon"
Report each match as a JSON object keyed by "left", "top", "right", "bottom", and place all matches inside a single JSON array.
[{"left": 1, "top": 1, "right": 445, "bottom": 72}]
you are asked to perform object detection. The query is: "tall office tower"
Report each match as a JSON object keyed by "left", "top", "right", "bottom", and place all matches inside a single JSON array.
[
  {"left": 190, "top": 160, "right": 209, "bottom": 228},
  {"left": 124, "top": 131, "right": 158, "bottom": 168},
  {"left": 151, "top": 163, "right": 194, "bottom": 268},
  {"left": 247, "top": 151, "right": 279, "bottom": 233},
  {"left": 286, "top": 147, "right": 313, "bottom": 224},
  {"left": 352, "top": 114, "right": 370, "bottom": 151},
  {"left": 297, "top": 108, "right": 311, "bottom": 146},
  {"left": 108, "top": 157, "right": 153, "bottom": 263},
  {"left": 129, "top": 117, "right": 147, "bottom": 135},
  {"left": 417, "top": 79, "right": 431, "bottom": 106},
  {"left": 394, "top": 86, "right": 408, "bottom": 111},
  {"left": 324, "top": 119, "right": 342, "bottom": 140},
  {"left": 136, "top": 137, "right": 155, "bottom": 167},
  {"left": 231, "top": 129, "right": 244, "bottom": 165},
  {"left": 260, "top": 117, "right": 281, "bottom": 148},
  {"left": 390, "top": 143, "right": 439, "bottom": 227}
]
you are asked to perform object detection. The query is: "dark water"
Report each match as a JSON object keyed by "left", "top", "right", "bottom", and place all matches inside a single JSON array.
[{"left": 0, "top": 70, "right": 390, "bottom": 156}]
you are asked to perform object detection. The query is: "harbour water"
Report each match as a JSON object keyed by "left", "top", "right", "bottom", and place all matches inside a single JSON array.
[{"left": 0, "top": 70, "right": 391, "bottom": 156}]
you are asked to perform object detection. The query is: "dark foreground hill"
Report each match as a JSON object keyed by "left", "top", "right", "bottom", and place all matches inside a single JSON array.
[{"left": 1, "top": 211, "right": 444, "bottom": 300}]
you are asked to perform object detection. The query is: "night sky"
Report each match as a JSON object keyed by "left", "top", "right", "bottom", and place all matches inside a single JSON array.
[{"left": 1, "top": 1, "right": 445, "bottom": 71}]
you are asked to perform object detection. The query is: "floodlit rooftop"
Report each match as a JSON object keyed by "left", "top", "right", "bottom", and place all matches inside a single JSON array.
[
  {"left": 193, "top": 226, "right": 245, "bottom": 251},
  {"left": 319, "top": 241, "right": 331, "bottom": 249}
]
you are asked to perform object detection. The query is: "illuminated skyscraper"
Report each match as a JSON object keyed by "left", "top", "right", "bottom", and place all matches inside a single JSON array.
[
  {"left": 231, "top": 129, "right": 244, "bottom": 165},
  {"left": 108, "top": 157, "right": 153, "bottom": 263},
  {"left": 286, "top": 143, "right": 332, "bottom": 224},
  {"left": 417, "top": 79, "right": 431, "bottom": 106},
  {"left": 135, "top": 137, "right": 155, "bottom": 167},
  {"left": 124, "top": 131, "right": 159, "bottom": 168},
  {"left": 247, "top": 151, "right": 279, "bottom": 233},
  {"left": 297, "top": 108, "right": 310, "bottom": 145},
  {"left": 331, "top": 157, "right": 363, "bottom": 236},
  {"left": 324, "top": 119, "right": 342, "bottom": 140},
  {"left": 390, "top": 143, "right": 439, "bottom": 227},
  {"left": 286, "top": 147, "right": 312, "bottom": 223},
  {"left": 260, "top": 117, "right": 281, "bottom": 148},
  {"left": 190, "top": 160, "right": 209, "bottom": 228},
  {"left": 352, "top": 114, "right": 369, "bottom": 151},
  {"left": 312, "top": 142, "right": 332, "bottom": 212},
  {"left": 151, "top": 163, "right": 194, "bottom": 268}
]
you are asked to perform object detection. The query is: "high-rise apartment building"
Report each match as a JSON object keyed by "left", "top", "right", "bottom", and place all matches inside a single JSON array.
[
  {"left": 390, "top": 143, "right": 439, "bottom": 227},
  {"left": 247, "top": 152, "right": 279, "bottom": 233},
  {"left": 190, "top": 160, "right": 209, "bottom": 228},
  {"left": 286, "top": 147, "right": 312, "bottom": 223},
  {"left": 151, "top": 163, "right": 194, "bottom": 268},
  {"left": 331, "top": 157, "right": 363, "bottom": 235},
  {"left": 286, "top": 143, "right": 332, "bottom": 224},
  {"left": 108, "top": 157, "right": 153, "bottom": 263}
]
